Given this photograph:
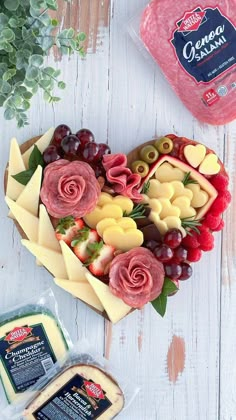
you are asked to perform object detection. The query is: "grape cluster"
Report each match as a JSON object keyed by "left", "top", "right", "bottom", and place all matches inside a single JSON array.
[
  {"left": 43, "top": 124, "right": 111, "bottom": 176},
  {"left": 145, "top": 228, "right": 193, "bottom": 282}
]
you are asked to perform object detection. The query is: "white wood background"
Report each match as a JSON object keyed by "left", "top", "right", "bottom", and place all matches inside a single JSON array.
[{"left": 0, "top": 1, "right": 236, "bottom": 419}]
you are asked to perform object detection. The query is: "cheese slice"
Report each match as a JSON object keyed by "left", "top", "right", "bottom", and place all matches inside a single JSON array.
[
  {"left": 38, "top": 205, "right": 60, "bottom": 252},
  {"left": 5, "top": 197, "right": 39, "bottom": 242},
  {"left": 0, "top": 308, "right": 68, "bottom": 403},
  {"left": 60, "top": 241, "right": 89, "bottom": 282},
  {"left": 54, "top": 279, "right": 104, "bottom": 312},
  {"left": 16, "top": 165, "right": 42, "bottom": 216},
  {"left": 22, "top": 127, "right": 54, "bottom": 168},
  {"left": 6, "top": 138, "right": 26, "bottom": 200},
  {"left": 24, "top": 364, "right": 124, "bottom": 419},
  {"left": 86, "top": 272, "right": 132, "bottom": 323},
  {"left": 21, "top": 240, "right": 67, "bottom": 279}
]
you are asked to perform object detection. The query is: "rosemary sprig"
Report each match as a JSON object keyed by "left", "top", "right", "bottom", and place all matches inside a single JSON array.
[
  {"left": 181, "top": 216, "right": 203, "bottom": 235},
  {"left": 141, "top": 181, "right": 150, "bottom": 194},
  {"left": 123, "top": 203, "right": 149, "bottom": 220},
  {"left": 182, "top": 172, "right": 198, "bottom": 186}
]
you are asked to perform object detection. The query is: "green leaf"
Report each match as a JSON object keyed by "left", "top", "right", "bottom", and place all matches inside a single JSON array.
[
  {"left": 2, "top": 28, "right": 15, "bottom": 42},
  {"left": 58, "top": 81, "right": 66, "bottom": 89},
  {"left": 22, "top": 91, "right": 33, "bottom": 100},
  {"left": 0, "top": 14, "right": 8, "bottom": 27},
  {"left": 12, "top": 168, "right": 34, "bottom": 185},
  {"left": 29, "top": 54, "right": 44, "bottom": 67},
  {"left": 162, "top": 277, "right": 178, "bottom": 297},
  {"left": 77, "top": 32, "right": 86, "bottom": 42},
  {"left": 45, "top": 0, "right": 58, "bottom": 10},
  {"left": 151, "top": 294, "right": 167, "bottom": 317},
  {"left": 4, "top": 107, "right": 15, "bottom": 120},
  {"left": 26, "top": 66, "right": 39, "bottom": 80},
  {"left": 0, "top": 95, "right": 6, "bottom": 106},
  {"left": 4, "top": 0, "right": 20, "bottom": 11},
  {"left": 51, "top": 18, "right": 58, "bottom": 27},
  {"left": 0, "top": 80, "right": 12, "bottom": 94},
  {"left": 30, "top": 0, "right": 46, "bottom": 9},
  {"left": 28, "top": 145, "right": 44, "bottom": 170},
  {"left": 3, "top": 68, "right": 16, "bottom": 81}
]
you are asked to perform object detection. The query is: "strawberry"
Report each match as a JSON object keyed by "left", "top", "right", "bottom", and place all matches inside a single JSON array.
[
  {"left": 86, "top": 241, "right": 115, "bottom": 277},
  {"left": 72, "top": 227, "right": 99, "bottom": 262},
  {"left": 55, "top": 216, "right": 84, "bottom": 245}
]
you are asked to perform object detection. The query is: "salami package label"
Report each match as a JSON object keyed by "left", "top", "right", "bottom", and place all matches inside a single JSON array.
[
  {"left": 32, "top": 374, "right": 112, "bottom": 420},
  {"left": 140, "top": 0, "right": 236, "bottom": 125},
  {"left": 0, "top": 324, "right": 56, "bottom": 393}
]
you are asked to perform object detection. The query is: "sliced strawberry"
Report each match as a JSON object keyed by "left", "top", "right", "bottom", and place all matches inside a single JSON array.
[
  {"left": 88, "top": 242, "right": 115, "bottom": 277},
  {"left": 72, "top": 228, "right": 99, "bottom": 262},
  {"left": 55, "top": 216, "right": 84, "bottom": 245}
]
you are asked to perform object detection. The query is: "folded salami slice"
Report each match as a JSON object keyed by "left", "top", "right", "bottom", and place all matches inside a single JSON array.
[{"left": 140, "top": 0, "right": 236, "bottom": 125}]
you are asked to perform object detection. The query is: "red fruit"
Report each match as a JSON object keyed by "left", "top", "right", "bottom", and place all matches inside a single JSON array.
[
  {"left": 182, "top": 232, "right": 200, "bottom": 249},
  {"left": 164, "top": 262, "right": 182, "bottom": 279},
  {"left": 213, "top": 219, "right": 225, "bottom": 231},
  {"left": 211, "top": 173, "right": 229, "bottom": 192},
  {"left": 61, "top": 134, "right": 81, "bottom": 157},
  {"left": 204, "top": 213, "right": 222, "bottom": 231},
  {"left": 55, "top": 216, "right": 84, "bottom": 245},
  {"left": 97, "top": 143, "right": 111, "bottom": 161},
  {"left": 81, "top": 142, "right": 99, "bottom": 163},
  {"left": 173, "top": 246, "right": 188, "bottom": 262},
  {"left": 76, "top": 129, "right": 95, "bottom": 150},
  {"left": 154, "top": 244, "right": 173, "bottom": 262},
  {"left": 163, "top": 229, "right": 183, "bottom": 248},
  {"left": 43, "top": 145, "right": 61, "bottom": 165},
  {"left": 179, "top": 263, "right": 192, "bottom": 280},
  {"left": 210, "top": 192, "right": 231, "bottom": 215},
  {"left": 53, "top": 124, "right": 71, "bottom": 146},
  {"left": 72, "top": 228, "right": 99, "bottom": 262},
  {"left": 198, "top": 227, "right": 214, "bottom": 251},
  {"left": 88, "top": 243, "right": 115, "bottom": 277},
  {"left": 187, "top": 248, "right": 202, "bottom": 262}
]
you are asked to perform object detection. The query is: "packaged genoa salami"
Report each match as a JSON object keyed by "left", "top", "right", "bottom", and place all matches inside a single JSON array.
[{"left": 129, "top": 0, "right": 236, "bottom": 125}]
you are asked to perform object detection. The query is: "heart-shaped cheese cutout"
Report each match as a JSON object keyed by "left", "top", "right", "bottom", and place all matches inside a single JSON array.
[
  {"left": 155, "top": 162, "right": 185, "bottom": 182},
  {"left": 148, "top": 179, "right": 174, "bottom": 200},
  {"left": 98, "top": 192, "right": 133, "bottom": 214},
  {"left": 158, "top": 198, "right": 181, "bottom": 219},
  {"left": 145, "top": 198, "right": 162, "bottom": 214},
  {"left": 172, "top": 196, "right": 196, "bottom": 219},
  {"left": 149, "top": 212, "right": 169, "bottom": 235},
  {"left": 170, "top": 181, "right": 193, "bottom": 201},
  {"left": 96, "top": 217, "right": 136, "bottom": 238},
  {"left": 186, "top": 184, "right": 209, "bottom": 208},
  {"left": 162, "top": 216, "right": 186, "bottom": 238},
  {"left": 199, "top": 153, "right": 221, "bottom": 175},
  {"left": 184, "top": 144, "right": 206, "bottom": 168},
  {"left": 103, "top": 226, "right": 143, "bottom": 251},
  {"left": 83, "top": 204, "right": 123, "bottom": 229}
]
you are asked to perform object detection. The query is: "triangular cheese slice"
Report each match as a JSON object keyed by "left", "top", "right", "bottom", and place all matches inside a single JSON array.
[
  {"left": 60, "top": 241, "right": 88, "bottom": 282},
  {"left": 54, "top": 279, "right": 104, "bottom": 312},
  {"left": 38, "top": 205, "right": 60, "bottom": 252},
  {"left": 16, "top": 166, "right": 42, "bottom": 216},
  {"left": 5, "top": 197, "right": 39, "bottom": 242},
  {"left": 86, "top": 272, "right": 132, "bottom": 323},
  {"left": 22, "top": 128, "right": 54, "bottom": 168},
  {"left": 6, "top": 138, "right": 26, "bottom": 200},
  {"left": 21, "top": 240, "right": 67, "bottom": 279}
]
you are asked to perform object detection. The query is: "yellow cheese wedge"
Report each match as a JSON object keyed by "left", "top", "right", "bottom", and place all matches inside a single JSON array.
[
  {"left": 59, "top": 241, "right": 88, "bottom": 282},
  {"left": 5, "top": 197, "right": 39, "bottom": 242},
  {"left": 22, "top": 127, "right": 54, "bottom": 168},
  {"left": 21, "top": 240, "right": 67, "bottom": 279},
  {"left": 6, "top": 138, "right": 26, "bottom": 200},
  {"left": 38, "top": 205, "right": 61, "bottom": 252},
  {"left": 16, "top": 165, "right": 42, "bottom": 216},
  {"left": 54, "top": 279, "right": 104, "bottom": 312},
  {"left": 86, "top": 272, "right": 132, "bottom": 323}
]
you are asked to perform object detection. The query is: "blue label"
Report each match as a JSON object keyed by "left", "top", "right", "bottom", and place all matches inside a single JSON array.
[
  {"left": 33, "top": 373, "right": 112, "bottom": 419},
  {"left": 0, "top": 324, "right": 56, "bottom": 393},
  {"left": 171, "top": 7, "right": 236, "bottom": 83}
]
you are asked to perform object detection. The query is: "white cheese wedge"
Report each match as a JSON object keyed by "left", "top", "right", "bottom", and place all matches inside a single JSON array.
[
  {"left": 0, "top": 309, "right": 68, "bottom": 403},
  {"left": 16, "top": 165, "right": 42, "bottom": 216},
  {"left": 22, "top": 127, "right": 54, "bottom": 168},
  {"left": 86, "top": 272, "right": 132, "bottom": 323},
  {"left": 21, "top": 240, "right": 67, "bottom": 279},
  {"left": 60, "top": 241, "right": 89, "bottom": 282},
  {"left": 24, "top": 364, "right": 124, "bottom": 420},
  {"left": 5, "top": 197, "right": 39, "bottom": 242},
  {"left": 6, "top": 138, "right": 26, "bottom": 200},
  {"left": 54, "top": 279, "right": 104, "bottom": 312},
  {"left": 38, "top": 205, "right": 61, "bottom": 252}
]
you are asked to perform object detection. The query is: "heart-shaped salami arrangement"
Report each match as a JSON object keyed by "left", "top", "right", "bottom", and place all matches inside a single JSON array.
[{"left": 4, "top": 128, "right": 231, "bottom": 321}]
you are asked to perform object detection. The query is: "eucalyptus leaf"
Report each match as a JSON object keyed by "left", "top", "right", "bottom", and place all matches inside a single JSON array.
[
  {"left": 4, "top": 107, "right": 15, "bottom": 120},
  {"left": 29, "top": 54, "right": 44, "bottom": 67},
  {"left": 26, "top": 66, "right": 39, "bottom": 80},
  {"left": 4, "top": 0, "right": 20, "bottom": 11}
]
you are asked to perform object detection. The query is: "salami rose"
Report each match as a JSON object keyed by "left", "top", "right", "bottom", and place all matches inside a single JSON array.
[
  {"left": 40, "top": 160, "right": 100, "bottom": 218},
  {"left": 109, "top": 247, "right": 164, "bottom": 308}
]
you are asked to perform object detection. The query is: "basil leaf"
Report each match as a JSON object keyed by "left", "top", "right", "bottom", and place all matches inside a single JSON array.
[
  {"left": 28, "top": 145, "right": 44, "bottom": 170},
  {"left": 151, "top": 294, "right": 167, "bottom": 317},
  {"left": 12, "top": 169, "right": 34, "bottom": 186},
  {"left": 162, "top": 277, "right": 178, "bottom": 297}
]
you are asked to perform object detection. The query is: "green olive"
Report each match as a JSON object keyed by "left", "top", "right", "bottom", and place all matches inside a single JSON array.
[
  {"left": 131, "top": 160, "right": 149, "bottom": 178},
  {"left": 139, "top": 145, "right": 159, "bottom": 163},
  {"left": 155, "top": 137, "right": 173, "bottom": 154}
]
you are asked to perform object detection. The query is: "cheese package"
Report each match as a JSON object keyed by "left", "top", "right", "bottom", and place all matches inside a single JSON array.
[{"left": 0, "top": 289, "right": 70, "bottom": 407}]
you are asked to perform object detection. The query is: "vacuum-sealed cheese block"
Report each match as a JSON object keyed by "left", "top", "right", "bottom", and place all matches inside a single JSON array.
[
  {"left": 24, "top": 364, "right": 124, "bottom": 419},
  {"left": 140, "top": 0, "right": 236, "bottom": 125},
  {"left": 0, "top": 306, "right": 68, "bottom": 403}
]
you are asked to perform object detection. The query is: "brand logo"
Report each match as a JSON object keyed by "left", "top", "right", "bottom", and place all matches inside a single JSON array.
[
  {"left": 84, "top": 381, "right": 105, "bottom": 400},
  {"left": 178, "top": 11, "right": 206, "bottom": 32},
  {"left": 4, "top": 326, "right": 32, "bottom": 343}
]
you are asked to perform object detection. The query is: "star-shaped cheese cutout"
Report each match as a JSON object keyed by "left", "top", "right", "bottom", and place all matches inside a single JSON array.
[
  {"left": 155, "top": 162, "right": 185, "bottom": 182},
  {"left": 147, "top": 179, "right": 174, "bottom": 200}
]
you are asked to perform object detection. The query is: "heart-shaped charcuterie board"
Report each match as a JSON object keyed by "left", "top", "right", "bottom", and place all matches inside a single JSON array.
[{"left": 4, "top": 129, "right": 231, "bottom": 321}]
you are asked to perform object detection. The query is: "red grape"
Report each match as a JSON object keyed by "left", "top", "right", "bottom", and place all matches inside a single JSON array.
[
  {"left": 179, "top": 263, "right": 192, "bottom": 280},
  {"left": 91, "top": 164, "right": 106, "bottom": 178},
  {"left": 76, "top": 129, "right": 95, "bottom": 150},
  {"left": 82, "top": 142, "right": 99, "bottom": 163},
  {"left": 164, "top": 229, "right": 183, "bottom": 248},
  {"left": 43, "top": 145, "right": 61, "bottom": 165},
  {"left": 154, "top": 244, "right": 173, "bottom": 262},
  {"left": 61, "top": 135, "right": 81, "bottom": 157},
  {"left": 53, "top": 124, "right": 71, "bottom": 146},
  {"left": 97, "top": 143, "right": 111, "bottom": 161},
  {"left": 173, "top": 246, "right": 188, "bottom": 262},
  {"left": 164, "top": 262, "right": 182, "bottom": 279},
  {"left": 144, "top": 240, "right": 161, "bottom": 252}
]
